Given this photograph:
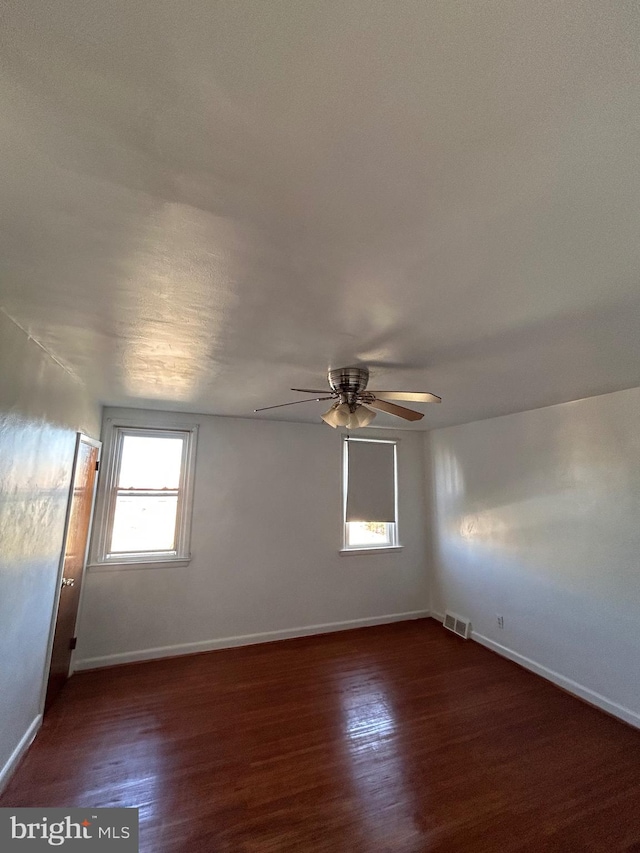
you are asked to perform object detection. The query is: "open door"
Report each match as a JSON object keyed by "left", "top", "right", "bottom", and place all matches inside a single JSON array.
[{"left": 44, "top": 434, "right": 101, "bottom": 711}]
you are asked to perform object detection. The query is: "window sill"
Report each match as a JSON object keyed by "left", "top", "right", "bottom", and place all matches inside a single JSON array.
[
  {"left": 339, "top": 546, "right": 404, "bottom": 557},
  {"left": 88, "top": 558, "right": 191, "bottom": 572}
]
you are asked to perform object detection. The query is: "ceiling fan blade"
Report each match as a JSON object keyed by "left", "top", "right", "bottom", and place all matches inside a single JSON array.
[
  {"left": 254, "top": 397, "right": 334, "bottom": 412},
  {"left": 368, "top": 391, "right": 441, "bottom": 403},
  {"left": 291, "top": 388, "right": 334, "bottom": 394},
  {"left": 368, "top": 399, "right": 424, "bottom": 421}
]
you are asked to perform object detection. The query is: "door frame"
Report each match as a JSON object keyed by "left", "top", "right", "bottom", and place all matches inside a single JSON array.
[{"left": 39, "top": 433, "right": 102, "bottom": 714}]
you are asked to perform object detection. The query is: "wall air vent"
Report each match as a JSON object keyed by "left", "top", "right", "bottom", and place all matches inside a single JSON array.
[{"left": 443, "top": 611, "right": 470, "bottom": 640}]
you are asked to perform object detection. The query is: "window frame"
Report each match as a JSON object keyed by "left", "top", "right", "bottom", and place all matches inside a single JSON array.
[
  {"left": 89, "top": 418, "right": 198, "bottom": 571},
  {"left": 340, "top": 435, "right": 401, "bottom": 555}
]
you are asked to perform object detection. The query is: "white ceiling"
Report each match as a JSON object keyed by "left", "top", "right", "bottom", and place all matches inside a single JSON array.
[{"left": 1, "top": 1, "right": 639, "bottom": 430}]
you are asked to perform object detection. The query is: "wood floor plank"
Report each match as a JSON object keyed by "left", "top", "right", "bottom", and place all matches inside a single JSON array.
[{"left": 2, "top": 619, "right": 639, "bottom": 851}]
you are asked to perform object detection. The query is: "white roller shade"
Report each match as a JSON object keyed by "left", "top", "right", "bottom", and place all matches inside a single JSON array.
[{"left": 345, "top": 439, "right": 396, "bottom": 523}]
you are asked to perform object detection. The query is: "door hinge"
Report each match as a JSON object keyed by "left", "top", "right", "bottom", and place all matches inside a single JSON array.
[
  {"left": 69, "top": 637, "right": 77, "bottom": 650},
  {"left": 95, "top": 459, "right": 100, "bottom": 471}
]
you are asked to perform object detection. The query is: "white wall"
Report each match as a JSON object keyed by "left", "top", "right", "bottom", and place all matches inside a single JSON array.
[
  {"left": 75, "top": 409, "right": 430, "bottom": 667},
  {"left": 0, "top": 310, "right": 101, "bottom": 790},
  {"left": 429, "top": 387, "right": 640, "bottom": 726}
]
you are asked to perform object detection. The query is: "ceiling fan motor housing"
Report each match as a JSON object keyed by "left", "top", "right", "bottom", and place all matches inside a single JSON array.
[{"left": 328, "top": 366, "right": 369, "bottom": 408}]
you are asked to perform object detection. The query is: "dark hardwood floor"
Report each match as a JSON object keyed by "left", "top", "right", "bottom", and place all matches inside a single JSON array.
[{"left": 2, "top": 618, "right": 640, "bottom": 852}]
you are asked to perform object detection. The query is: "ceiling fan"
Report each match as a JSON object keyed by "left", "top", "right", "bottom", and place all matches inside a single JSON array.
[{"left": 254, "top": 366, "right": 441, "bottom": 429}]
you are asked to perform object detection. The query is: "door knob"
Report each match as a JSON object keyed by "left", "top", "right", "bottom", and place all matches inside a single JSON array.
[{"left": 61, "top": 577, "right": 75, "bottom": 587}]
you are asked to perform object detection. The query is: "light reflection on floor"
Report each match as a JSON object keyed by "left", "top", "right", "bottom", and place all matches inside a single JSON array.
[
  {"left": 72, "top": 722, "right": 168, "bottom": 824},
  {"left": 343, "top": 680, "right": 396, "bottom": 747},
  {"left": 338, "top": 668, "right": 423, "bottom": 849}
]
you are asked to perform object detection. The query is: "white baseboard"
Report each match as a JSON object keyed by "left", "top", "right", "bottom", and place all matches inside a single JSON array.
[
  {"left": 472, "top": 631, "right": 640, "bottom": 729},
  {"left": 430, "top": 613, "right": 639, "bottom": 729},
  {"left": 0, "top": 715, "right": 42, "bottom": 796},
  {"left": 75, "top": 610, "right": 432, "bottom": 671}
]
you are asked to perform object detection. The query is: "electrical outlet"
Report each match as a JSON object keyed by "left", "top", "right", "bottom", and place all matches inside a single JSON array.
[{"left": 497, "top": 615, "right": 504, "bottom": 629}]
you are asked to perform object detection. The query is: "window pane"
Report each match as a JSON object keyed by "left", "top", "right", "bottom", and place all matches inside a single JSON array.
[
  {"left": 118, "top": 436, "right": 184, "bottom": 489},
  {"left": 347, "top": 521, "right": 392, "bottom": 547},
  {"left": 110, "top": 495, "right": 178, "bottom": 553}
]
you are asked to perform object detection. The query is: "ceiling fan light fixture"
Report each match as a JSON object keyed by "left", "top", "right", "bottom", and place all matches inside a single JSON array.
[
  {"left": 358, "top": 405, "right": 377, "bottom": 427},
  {"left": 345, "top": 411, "right": 359, "bottom": 430},
  {"left": 321, "top": 406, "right": 339, "bottom": 428},
  {"left": 354, "top": 405, "right": 376, "bottom": 428},
  {"left": 321, "top": 403, "right": 351, "bottom": 428},
  {"left": 343, "top": 404, "right": 376, "bottom": 429},
  {"left": 322, "top": 402, "right": 377, "bottom": 429},
  {"left": 334, "top": 403, "right": 351, "bottom": 426}
]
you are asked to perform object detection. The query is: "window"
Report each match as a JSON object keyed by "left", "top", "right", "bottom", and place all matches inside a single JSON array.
[
  {"left": 91, "top": 422, "right": 198, "bottom": 568},
  {"left": 345, "top": 520, "right": 394, "bottom": 549},
  {"left": 342, "top": 437, "right": 399, "bottom": 553}
]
